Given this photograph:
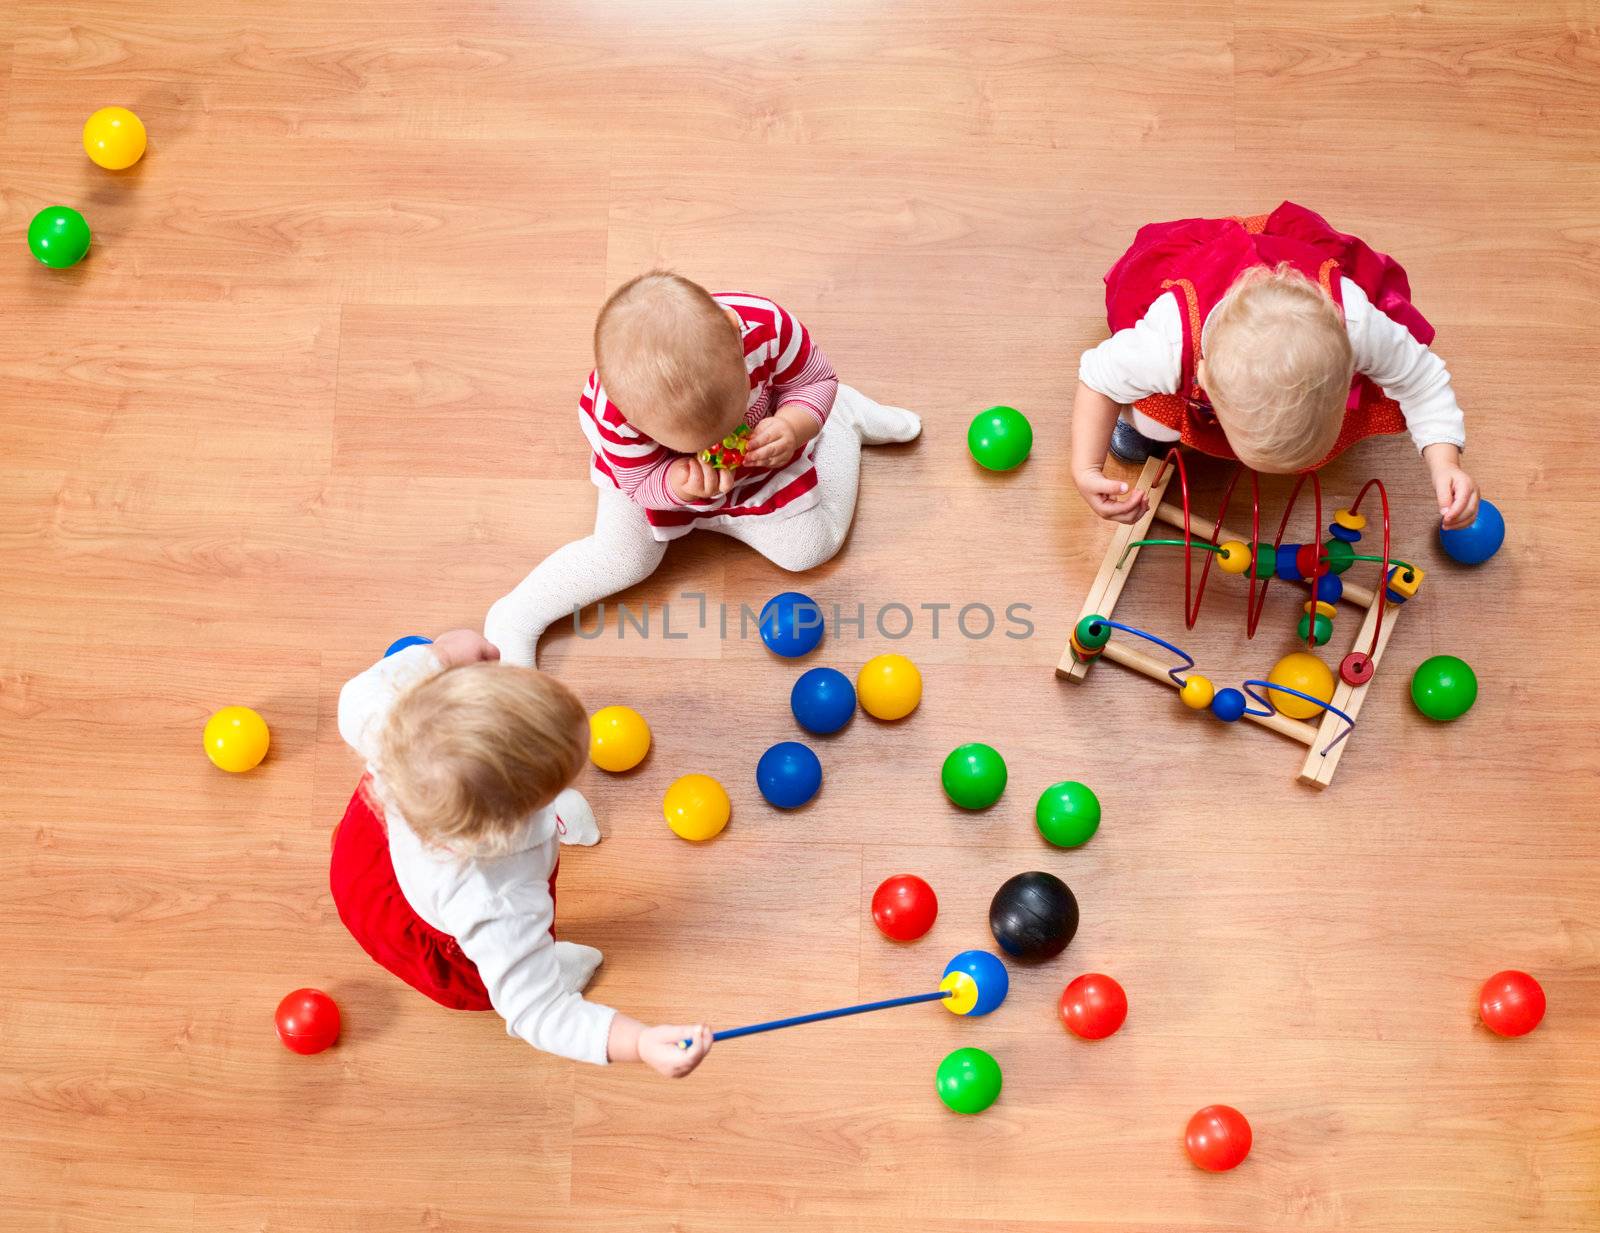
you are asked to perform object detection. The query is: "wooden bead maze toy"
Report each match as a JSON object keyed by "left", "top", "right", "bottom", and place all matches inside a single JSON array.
[{"left": 1057, "top": 451, "right": 1423, "bottom": 788}]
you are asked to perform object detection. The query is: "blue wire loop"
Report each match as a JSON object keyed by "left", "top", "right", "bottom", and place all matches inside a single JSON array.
[{"left": 1084, "top": 617, "right": 1357, "bottom": 756}]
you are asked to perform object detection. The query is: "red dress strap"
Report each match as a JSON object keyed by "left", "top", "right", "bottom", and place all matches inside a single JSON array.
[{"left": 329, "top": 776, "right": 561, "bottom": 1013}]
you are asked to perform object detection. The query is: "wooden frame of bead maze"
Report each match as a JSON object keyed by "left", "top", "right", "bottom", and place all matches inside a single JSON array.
[{"left": 1056, "top": 451, "right": 1424, "bottom": 789}]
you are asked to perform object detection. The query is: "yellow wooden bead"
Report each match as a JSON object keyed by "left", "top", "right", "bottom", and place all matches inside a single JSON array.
[
  {"left": 1303, "top": 599, "right": 1337, "bottom": 619},
  {"left": 1387, "top": 564, "right": 1424, "bottom": 599},
  {"left": 1267, "top": 651, "right": 1336, "bottom": 720},
  {"left": 1179, "top": 674, "right": 1215, "bottom": 710},
  {"left": 1216, "top": 541, "right": 1251, "bottom": 574},
  {"left": 1333, "top": 507, "right": 1367, "bottom": 532}
]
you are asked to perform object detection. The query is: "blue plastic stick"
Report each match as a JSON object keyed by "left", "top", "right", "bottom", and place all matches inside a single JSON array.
[{"left": 687, "top": 990, "right": 952, "bottom": 1047}]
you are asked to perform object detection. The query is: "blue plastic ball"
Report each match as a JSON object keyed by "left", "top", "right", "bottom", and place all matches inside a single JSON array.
[
  {"left": 385, "top": 635, "right": 433, "bottom": 657},
  {"left": 790, "top": 667, "right": 855, "bottom": 735},
  {"left": 1211, "top": 687, "right": 1247, "bottom": 722},
  {"left": 1439, "top": 498, "right": 1504, "bottom": 566},
  {"left": 1314, "top": 573, "right": 1344, "bottom": 604},
  {"left": 942, "top": 949, "right": 1010, "bottom": 1017},
  {"left": 759, "top": 591, "right": 825, "bottom": 658},
  {"left": 756, "top": 741, "right": 823, "bottom": 809}
]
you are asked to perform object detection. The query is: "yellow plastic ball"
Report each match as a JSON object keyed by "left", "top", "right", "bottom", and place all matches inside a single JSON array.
[
  {"left": 1179, "top": 674, "right": 1215, "bottom": 710},
  {"left": 589, "top": 705, "right": 651, "bottom": 773},
  {"left": 203, "top": 706, "right": 270, "bottom": 772},
  {"left": 83, "top": 106, "right": 147, "bottom": 170},
  {"left": 856, "top": 653, "right": 922, "bottom": 721},
  {"left": 1266, "top": 652, "right": 1336, "bottom": 720},
  {"left": 663, "top": 774, "right": 730, "bottom": 842},
  {"left": 1216, "top": 541, "right": 1251, "bottom": 574}
]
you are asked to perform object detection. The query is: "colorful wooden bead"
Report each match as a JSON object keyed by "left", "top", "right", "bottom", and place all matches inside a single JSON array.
[
  {"left": 1267, "top": 651, "right": 1336, "bottom": 720},
  {"left": 1304, "top": 600, "right": 1336, "bottom": 620},
  {"left": 1314, "top": 573, "right": 1344, "bottom": 604},
  {"left": 1179, "top": 674, "right": 1215, "bottom": 710},
  {"left": 1251, "top": 545, "right": 1275, "bottom": 579},
  {"left": 1333, "top": 507, "right": 1366, "bottom": 532},
  {"left": 1339, "top": 651, "right": 1375, "bottom": 686},
  {"left": 1386, "top": 564, "right": 1423, "bottom": 600},
  {"left": 1327, "top": 523, "right": 1362, "bottom": 544},
  {"left": 1069, "top": 633, "right": 1101, "bottom": 664},
  {"left": 1322, "top": 538, "right": 1355, "bottom": 574},
  {"left": 1295, "top": 542, "right": 1325, "bottom": 580},
  {"left": 1276, "top": 543, "right": 1304, "bottom": 583},
  {"left": 1074, "top": 615, "right": 1112, "bottom": 651},
  {"left": 1216, "top": 541, "right": 1251, "bottom": 574},
  {"left": 1210, "top": 687, "right": 1247, "bottom": 722},
  {"left": 1297, "top": 611, "right": 1334, "bottom": 646}
]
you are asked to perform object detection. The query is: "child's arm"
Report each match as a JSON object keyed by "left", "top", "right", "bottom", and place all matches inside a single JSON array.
[
  {"left": 1071, "top": 382, "right": 1150, "bottom": 524},
  {"left": 456, "top": 883, "right": 712, "bottom": 1076},
  {"left": 1343, "top": 280, "right": 1478, "bottom": 528},
  {"left": 743, "top": 305, "right": 836, "bottom": 469},
  {"left": 580, "top": 374, "right": 724, "bottom": 512},
  {"left": 1072, "top": 304, "right": 1182, "bottom": 522}
]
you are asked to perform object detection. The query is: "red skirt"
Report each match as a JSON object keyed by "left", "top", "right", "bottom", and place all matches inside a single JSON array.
[{"left": 329, "top": 776, "right": 558, "bottom": 1012}]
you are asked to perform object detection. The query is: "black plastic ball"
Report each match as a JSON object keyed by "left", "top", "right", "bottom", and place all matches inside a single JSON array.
[{"left": 988, "top": 871, "right": 1078, "bottom": 961}]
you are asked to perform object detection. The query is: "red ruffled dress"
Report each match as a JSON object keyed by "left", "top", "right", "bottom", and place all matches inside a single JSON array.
[
  {"left": 1103, "top": 202, "right": 1434, "bottom": 464},
  {"left": 329, "top": 776, "right": 558, "bottom": 1013}
]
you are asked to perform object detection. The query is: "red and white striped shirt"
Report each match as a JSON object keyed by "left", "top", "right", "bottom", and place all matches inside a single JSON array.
[{"left": 579, "top": 292, "right": 839, "bottom": 540}]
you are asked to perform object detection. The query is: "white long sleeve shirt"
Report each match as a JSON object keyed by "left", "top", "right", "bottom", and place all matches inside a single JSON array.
[
  {"left": 337, "top": 646, "right": 616, "bottom": 1064},
  {"left": 1079, "top": 277, "right": 1466, "bottom": 453}
]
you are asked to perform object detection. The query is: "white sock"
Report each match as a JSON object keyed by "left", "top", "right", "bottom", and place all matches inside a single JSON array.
[
  {"left": 837, "top": 384, "right": 921, "bottom": 445},
  {"left": 553, "top": 940, "right": 603, "bottom": 993},
  {"left": 552, "top": 788, "right": 601, "bottom": 846}
]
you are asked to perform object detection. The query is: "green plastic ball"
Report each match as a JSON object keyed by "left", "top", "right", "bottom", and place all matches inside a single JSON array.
[
  {"left": 1297, "top": 612, "right": 1333, "bottom": 646},
  {"left": 1411, "top": 654, "right": 1477, "bottom": 721},
  {"left": 935, "top": 1046, "right": 1002, "bottom": 1114},
  {"left": 1323, "top": 538, "right": 1355, "bottom": 575},
  {"left": 941, "top": 743, "right": 1007, "bottom": 810},
  {"left": 28, "top": 206, "right": 92, "bottom": 269},
  {"left": 967, "top": 405, "right": 1033, "bottom": 472},
  {"left": 1036, "top": 780, "right": 1101, "bottom": 848}
]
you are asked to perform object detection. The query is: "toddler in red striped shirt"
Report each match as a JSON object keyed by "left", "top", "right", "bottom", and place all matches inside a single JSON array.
[{"left": 488, "top": 272, "right": 921, "bottom": 666}]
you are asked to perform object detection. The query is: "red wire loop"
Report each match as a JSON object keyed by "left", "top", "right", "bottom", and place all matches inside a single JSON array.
[{"left": 1346, "top": 478, "right": 1391, "bottom": 655}]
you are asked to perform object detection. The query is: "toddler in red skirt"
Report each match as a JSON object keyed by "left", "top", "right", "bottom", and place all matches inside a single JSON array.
[
  {"left": 1070, "top": 202, "right": 1478, "bottom": 529},
  {"left": 331, "top": 629, "right": 711, "bottom": 1076}
]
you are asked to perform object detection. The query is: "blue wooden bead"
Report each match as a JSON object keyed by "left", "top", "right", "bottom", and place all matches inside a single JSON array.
[
  {"left": 1211, "top": 687, "right": 1247, "bottom": 722},
  {"left": 1276, "top": 543, "right": 1304, "bottom": 583},
  {"left": 1314, "top": 573, "right": 1344, "bottom": 604},
  {"left": 1328, "top": 523, "right": 1362, "bottom": 543}
]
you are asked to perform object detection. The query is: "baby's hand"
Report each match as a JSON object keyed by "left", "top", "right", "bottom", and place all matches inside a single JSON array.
[
  {"left": 1432, "top": 462, "right": 1480, "bottom": 530},
  {"left": 742, "top": 416, "right": 800, "bottom": 469},
  {"left": 640, "top": 1023, "right": 712, "bottom": 1077},
  {"left": 670, "top": 456, "right": 736, "bottom": 503},
  {"left": 1076, "top": 467, "right": 1148, "bottom": 525},
  {"left": 430, "top": 629, "right": 502, "bottom": 668}
]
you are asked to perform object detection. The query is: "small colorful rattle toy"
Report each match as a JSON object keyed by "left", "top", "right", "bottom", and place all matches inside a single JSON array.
[{"left": 699, "top": 423, "right": 751, "bottom": 470}]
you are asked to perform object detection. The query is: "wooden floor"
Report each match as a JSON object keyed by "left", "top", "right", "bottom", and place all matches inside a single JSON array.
[{"left": 5, "top": 3, "right": 1600, "bottom": 1229}]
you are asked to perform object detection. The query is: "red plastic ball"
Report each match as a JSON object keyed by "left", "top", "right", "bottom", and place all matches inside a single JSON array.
[
  {"left": 1479, "top": 970, "right": 1545, "bottom": 1037},
  {"left": 275, "top": 988, "right": 341, "bottom": 1054},
  {"left": 1059, "top": 973, "right": 1128, "bottom": 1040},
  {"left": 1185, "top": 1104, "right": 1252, "bottom": 1171},
  {"left": 871, "top": 874, "right": 938, "bottom": 941}
]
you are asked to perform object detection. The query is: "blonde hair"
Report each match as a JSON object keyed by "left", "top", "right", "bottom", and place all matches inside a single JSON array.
[
  {"left": 375, "top": 664, "right": 587, "bottom": 858},
  {"left": 1202, "top": 265, "right": 1354, "bottom": 472},
  {"left": 594, "top": 271, "right": 748, "bottom": 450}
]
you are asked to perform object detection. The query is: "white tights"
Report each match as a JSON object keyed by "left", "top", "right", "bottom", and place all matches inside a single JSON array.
[{"left": 485, "top": 385, "right": 918, "bottom": 666}]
